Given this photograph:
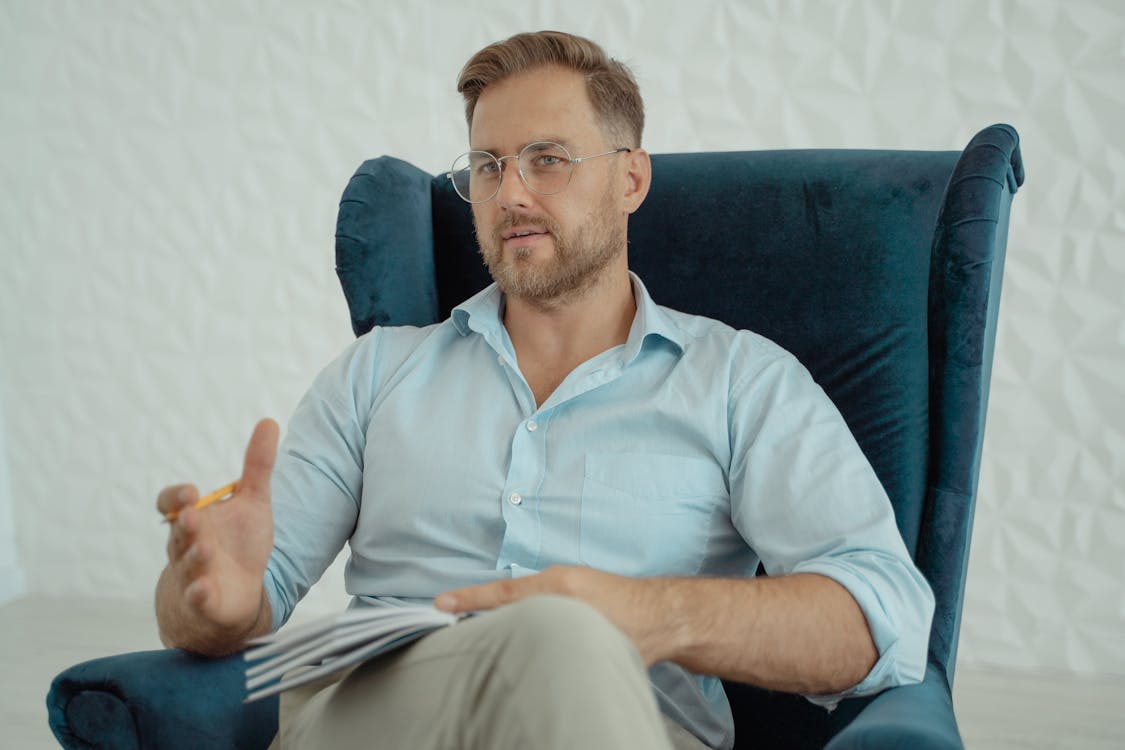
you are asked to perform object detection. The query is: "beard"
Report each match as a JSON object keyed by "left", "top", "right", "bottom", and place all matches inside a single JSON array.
[{"left": 474, "top": 186, "right": 626, "bottom": 306}]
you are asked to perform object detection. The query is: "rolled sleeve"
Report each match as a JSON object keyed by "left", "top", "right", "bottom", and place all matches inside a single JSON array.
[{"left": 793, "top": 553, "right": 934, "bottom": 708}]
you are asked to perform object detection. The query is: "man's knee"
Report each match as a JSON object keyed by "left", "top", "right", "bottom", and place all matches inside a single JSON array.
[
  {"left": 485, "top": 594, "right": 640, "bottom": 671},
  {"left": 452, "top": 596, "right": 667, "bottom": 749},
  {"left": 493, "top": 594, "right": 618, "bottom": 636}
]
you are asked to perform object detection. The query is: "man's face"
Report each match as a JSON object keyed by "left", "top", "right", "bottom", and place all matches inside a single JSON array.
[{"left": 468, "top": 66, "right": 629, "bottom": 305}]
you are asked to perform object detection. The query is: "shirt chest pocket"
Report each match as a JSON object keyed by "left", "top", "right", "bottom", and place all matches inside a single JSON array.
[{"left": 578, "top": 452, "right": 728, "bottom": 576}]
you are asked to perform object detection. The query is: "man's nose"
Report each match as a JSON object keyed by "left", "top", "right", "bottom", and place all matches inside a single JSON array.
[{"left": 495, "top": 156, "right": 534, "bottom": 209}]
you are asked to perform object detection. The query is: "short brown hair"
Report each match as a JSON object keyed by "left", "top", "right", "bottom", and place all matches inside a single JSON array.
[{"left": 457, "top": 31, "right": 644, "bottom": 148}]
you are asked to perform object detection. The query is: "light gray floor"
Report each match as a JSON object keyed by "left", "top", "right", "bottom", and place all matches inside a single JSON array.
[{"left": 5, "top": 595, "right": 1125, "bottom": 749}]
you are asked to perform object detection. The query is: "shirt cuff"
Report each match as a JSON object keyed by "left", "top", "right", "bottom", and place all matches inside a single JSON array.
[{"left": 790, "top": 555, "right": 931, "bottom": 710}]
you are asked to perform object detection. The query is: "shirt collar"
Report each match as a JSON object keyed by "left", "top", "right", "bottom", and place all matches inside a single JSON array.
[
  {"left": 622, "top": 272, "right": 685, "bottom": 361},
  {"left": 451, "top": 272, "right": 685, "bottom": 361}
]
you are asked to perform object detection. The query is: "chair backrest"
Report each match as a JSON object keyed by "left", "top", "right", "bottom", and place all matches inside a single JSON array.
[{"left": 335, "top": 124, "right": 1023, "bottom": 746}]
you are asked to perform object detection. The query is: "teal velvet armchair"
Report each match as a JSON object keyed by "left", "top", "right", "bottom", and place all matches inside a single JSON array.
[{"left": 48, "top": 124, "right": 1023, "bottom": 749}]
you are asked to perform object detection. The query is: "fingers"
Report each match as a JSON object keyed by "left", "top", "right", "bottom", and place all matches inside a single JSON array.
[
  {"left": 165, "top": 503, "right": 202, "bottom": 562},
  {"left": 184, "top": 576, "right": 209, "bottom": 609},
  {"left": 157, "top": 418, "right": 277, "bottom": 518},
  {"left": 162, "top": 486, "right": 199, "bottom": 563},
  {"left": 435, "top": 578, "right": 526, "bottom": 613},
  {"left": 157, "top": 484, "right": 198, "bottom": 516},
  {"left": 239, "top": 418, "right": 280, "bottom": 501},
  {"left": 435, "top": 567, "right": 590, "bottom": 613},
  {"left": 180, "top": 536, "right": 210, "bottom": 580},
  {"left": 159, "top": 418, "right": 277, "bottom": 614},
  {"left": 171, "top": 524, "right": 218, "bottom": 607}
]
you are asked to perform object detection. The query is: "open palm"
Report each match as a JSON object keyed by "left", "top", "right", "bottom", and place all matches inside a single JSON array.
[{"left": 159, "top": 419, "right": 279, "bottom": 633}]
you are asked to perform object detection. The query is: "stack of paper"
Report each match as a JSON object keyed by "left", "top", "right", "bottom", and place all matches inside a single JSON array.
[{"left": 243, "top": 606, "right": 460, "bottom": 702}]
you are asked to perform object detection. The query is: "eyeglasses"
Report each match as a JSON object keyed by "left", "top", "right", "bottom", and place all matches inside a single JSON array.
[{"left": 447, "top": 141, "right": 630, "bottom": 204}]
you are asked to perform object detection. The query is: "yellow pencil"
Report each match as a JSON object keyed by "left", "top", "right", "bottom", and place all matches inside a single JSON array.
[{"left": 163, "top": 481, "right": 238, "bottom": 523}]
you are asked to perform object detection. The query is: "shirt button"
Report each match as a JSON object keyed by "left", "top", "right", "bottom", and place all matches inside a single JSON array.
[
  {"left": 526, "top": 420, "right": 538, "bottom": 432},
  {"left": 498, "top": 355, "right": 506, "bottom": 366},
  {"left": 508, "top": 492, "right": 523, "bottom": 506}
]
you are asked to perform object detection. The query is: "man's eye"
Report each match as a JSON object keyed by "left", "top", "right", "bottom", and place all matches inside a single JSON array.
[
  {"left": 535, "top": 155, "right": 565, "bottom": 168},
  {"left": 476, "top": 162, "right": 500, "bottom": 176}
]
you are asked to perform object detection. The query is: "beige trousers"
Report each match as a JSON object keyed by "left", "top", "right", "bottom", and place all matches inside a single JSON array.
[{"left": 269, "top": 595, "right": 709, "bottom": 750}]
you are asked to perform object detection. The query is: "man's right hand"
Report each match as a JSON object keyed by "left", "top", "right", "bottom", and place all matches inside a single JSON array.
[{"left": 155, "top": 418, "right": 279, "bottom": 653}]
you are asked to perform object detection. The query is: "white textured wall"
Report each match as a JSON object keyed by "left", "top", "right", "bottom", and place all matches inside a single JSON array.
[
  {"left": 0, "top": 388, "right": 25, "bottom": 606},
  {"left": 1, "top": 0, "right": 1122, "bottom": 676}
]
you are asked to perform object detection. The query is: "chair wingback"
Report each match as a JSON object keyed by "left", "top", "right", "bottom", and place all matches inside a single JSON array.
[
  {"left": 922, "top": 124, "right": 1022, "bottom": 681},
  {"left": 336, "top": 155, "right": 440, "bottom": 334}
]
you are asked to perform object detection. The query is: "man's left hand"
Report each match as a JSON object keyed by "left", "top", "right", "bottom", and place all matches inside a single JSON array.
[{"left": 434, "top": 566, "right": 679, "bottom": 666}]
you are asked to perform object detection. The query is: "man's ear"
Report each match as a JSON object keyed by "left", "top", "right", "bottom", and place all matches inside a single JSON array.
[{"left": 622, "top": 148, "right": 652, "bottom": 215}]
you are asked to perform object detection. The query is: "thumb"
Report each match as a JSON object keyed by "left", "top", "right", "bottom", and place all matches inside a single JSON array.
[{"left": 239, "top": 418, "right": 279, "bottom": 500}]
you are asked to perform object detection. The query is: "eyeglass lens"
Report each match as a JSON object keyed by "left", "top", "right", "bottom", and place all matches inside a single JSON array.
[{"left": 450, "top": 142, "right": 573, "bottom": 203}]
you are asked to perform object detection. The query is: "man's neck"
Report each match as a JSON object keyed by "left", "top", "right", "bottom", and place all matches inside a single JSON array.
[{"left": 503, "top": 262, "right": 636, "bottom": 406}]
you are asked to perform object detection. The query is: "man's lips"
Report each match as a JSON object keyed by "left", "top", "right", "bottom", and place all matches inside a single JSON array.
[{"left": 501, "top": 226, "right": 550, "bottom": 241}]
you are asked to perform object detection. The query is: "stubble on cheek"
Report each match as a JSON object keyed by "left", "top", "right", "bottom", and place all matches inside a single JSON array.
[{"left": 471, "top": 192, "right": 623, "bottom": 305}]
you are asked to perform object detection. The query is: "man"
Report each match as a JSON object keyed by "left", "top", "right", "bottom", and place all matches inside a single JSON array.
[{"left": 156, "top": 31, "right": 934, "bottom": 750}]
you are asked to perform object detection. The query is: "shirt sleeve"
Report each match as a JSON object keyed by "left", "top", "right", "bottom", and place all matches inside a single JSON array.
[
  {"left": 263, "top": 333, "right": 380, "bottom": 630},
  {"left": 727, "top": 339, "right": 935, "bottom": 709}
]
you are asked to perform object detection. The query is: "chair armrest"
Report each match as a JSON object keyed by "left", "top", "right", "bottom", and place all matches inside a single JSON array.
[
  {"left": 47, "top": 649, "right": 277, "bottom": 750},
  {"left": 825, "top": 663, "right": 963, "bottom": 750}
]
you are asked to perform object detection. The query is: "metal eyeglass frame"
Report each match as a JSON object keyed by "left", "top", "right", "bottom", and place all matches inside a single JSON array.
[{"left": 447, "top": 141, "right": 631, "bottom": 204}]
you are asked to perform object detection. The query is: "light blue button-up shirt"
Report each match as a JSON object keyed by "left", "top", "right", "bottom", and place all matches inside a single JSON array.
[{"left": 264, "top": 274, "right": 934, "bottom": 750}]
